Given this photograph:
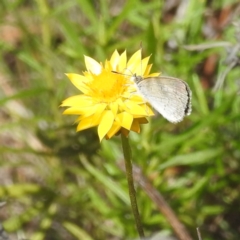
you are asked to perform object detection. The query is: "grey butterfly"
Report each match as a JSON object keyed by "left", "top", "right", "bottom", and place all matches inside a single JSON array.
[{"left": 131, "top": 75, "right": 192, "bottom": 123}]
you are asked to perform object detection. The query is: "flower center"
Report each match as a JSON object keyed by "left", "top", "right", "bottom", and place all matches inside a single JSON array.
[{"left": 87, "top": 70, "right": 130, "bottom": 103}]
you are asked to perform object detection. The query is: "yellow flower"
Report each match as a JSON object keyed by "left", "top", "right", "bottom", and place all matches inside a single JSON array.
[{"left": 61, "top": 49, "right": 160, "bottom": 141}]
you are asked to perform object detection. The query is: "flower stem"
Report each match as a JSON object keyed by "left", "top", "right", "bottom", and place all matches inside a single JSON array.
[{"left": 121, "top": 133, "right": 145, "bottom": 238}]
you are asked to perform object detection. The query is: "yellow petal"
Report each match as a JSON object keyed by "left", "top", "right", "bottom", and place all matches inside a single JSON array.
[
  {"left": 129, "top": 95, "right": 145, "bottom": 103},
  {"left": 138, "top": 117, "right": 149, "bottom": 124},
  {"left": 139, "top": 56, "right": 150, "bottom": 75},
  {"left": 144, "top": 64, "right": 152, "bottom": 76},
  {"left": 124, "top": 100, "right": 148, "bottom": 115},
  {"left": 84, "top": 56, "right": 102, "bottom": 74},
  {"left": 63, "top": 107, "right": 84, "bottom": 115},
  {"left": 118, "top": 50, "right": 127, "bottom": 72},
  {"left": 83, "top": 71, "right": 94, "bottom": 80},
  {"left": 121, "top": 128, "right": 130, "bottom": 137},
  {"left": 75, "top": 103, "right": 107, "bottom": 120},
  {"left": 63, "top": 106, "right": 95, "bottom": 115},
  {"left": 147, "top": 72, "right": 161, "bottom": 77},
  {"left": 129, "top": 56, "right": 151, "bottom": 76},
  {"left": 77, "top": 118, "right": 93, "bottom": 131},
  {"left": 127, "top": 49, "right": 142, "bottom": 67},
  {"left": 104, "top": 60, "right": 112, "bottom": 71},
  {"left": 66, "top": 73, "right": 90, "bottom": 93},
  {"left": 82, "top": 103, "right": 107, "bottom": 118},
  {"left": 121, "top": 91, "right": 131, "bottom": 99},
  {"left": 110, "top": 49, "right": 120, "bottom": 60},
  {"left": 106, "top": 122, "right": 121, "bottom": 139},
  {"left": 115, "top": 98, "right": 125, "bottom": 110},
  {"left": 145, "top": 104, "right": 154, "bottom": 116},
  {"left": 98, "top": 110, "right": 115, "bottom": 141},
  {"left": 77, "top": 115, "right": 101, "bottom": 131},
  {"left": 61, "top": 95, "right": 92, "bottom": 107},
  {"left": 109, "top": 102, "right": 118, "bottom": 116},
  {"left": 110, "top": 50, "right": 120, "bottom": 70},
  {"left": 130, "top": 119, "right": 141, "bottom": 133},
  {"left": 116, "top": 112, "right": 133, "bottom": 130},
  {"left": 74, "top": 115, "right": 82, "bottom": 123},
  {"left": 132, "top": 56, "right": 151, "bottom": 76}
]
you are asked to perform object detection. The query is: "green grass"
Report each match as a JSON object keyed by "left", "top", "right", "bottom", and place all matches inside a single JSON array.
[{"left": 0, "top": 0, "right": 240, "bottom": 239}]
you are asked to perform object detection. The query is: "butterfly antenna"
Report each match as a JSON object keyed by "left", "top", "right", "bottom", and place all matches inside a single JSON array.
[{"left": 112, "top": 66, "right": 136, "bottom": 77}]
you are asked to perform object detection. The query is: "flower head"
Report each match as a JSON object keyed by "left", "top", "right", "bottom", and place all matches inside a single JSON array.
[{"left": 61, "top": 49, "right": 160, "bottom": 141}]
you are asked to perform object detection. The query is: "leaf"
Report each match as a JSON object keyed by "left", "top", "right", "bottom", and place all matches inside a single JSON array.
[
  {"left": 159, "top": 148, "right": 223, "bottom": 170},
  {"left": 64, "top": 222, "right": 94, "bottom": 240},
  {"left": 80, "top": 156, "right": 130, "bottom": 204}
]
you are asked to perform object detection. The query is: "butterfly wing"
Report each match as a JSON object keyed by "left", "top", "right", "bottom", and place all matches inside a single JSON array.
[{"left": 136, "top": 76, "right": 192, "bottom": 123}]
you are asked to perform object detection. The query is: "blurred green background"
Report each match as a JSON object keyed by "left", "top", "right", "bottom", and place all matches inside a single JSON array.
[{"left": 0, "top": 0, "right": 240, "bottom": 239}]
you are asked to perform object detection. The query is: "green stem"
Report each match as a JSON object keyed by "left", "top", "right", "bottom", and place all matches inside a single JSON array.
[{"left": 121, "top": 133, "right": 145, "bottom": 238}]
